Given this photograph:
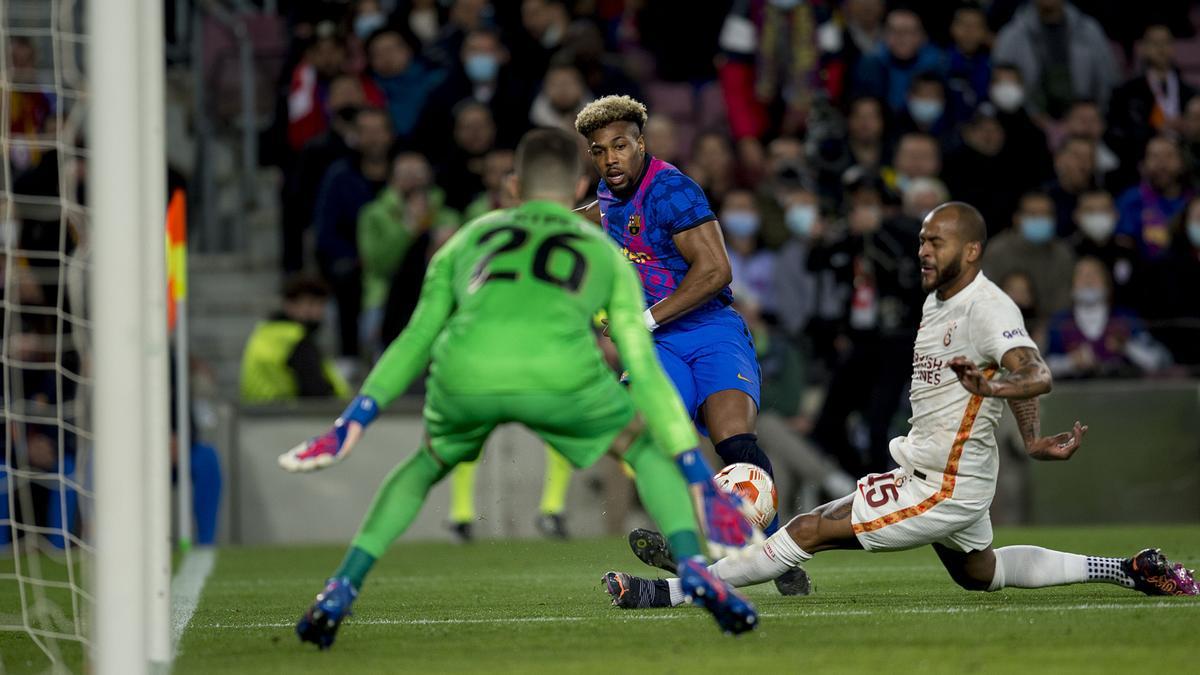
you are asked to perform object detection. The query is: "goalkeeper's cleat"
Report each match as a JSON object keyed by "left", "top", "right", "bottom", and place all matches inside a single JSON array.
[
  {"left": 1123, "top": 549, "right": 1198, "bottom": 596},
  {"left": 536, "top": 513, "right": 569, "bottom": 540},
  {"left": 678, "top": 558, "right": 758, "bottom": 635},
  {"left": 773, "top": 567, "right": 812, "bottom": 596},
  {"left": 602, "top": 571, "right": 672, "bottom": 609},
  {"left": 628, "top": 528, "right": 677, "bottom": 574},
  {"left": 296, "top": 576, "right": 357, "bottom": 650}
]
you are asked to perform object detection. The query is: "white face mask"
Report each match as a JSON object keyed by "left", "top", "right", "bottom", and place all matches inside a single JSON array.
[
  {"left": 990, "top": 82, "right": 1025, "bottom": 112},
  {"left": 1078, "top": 212, "right": 1116, "bottom": 243}
]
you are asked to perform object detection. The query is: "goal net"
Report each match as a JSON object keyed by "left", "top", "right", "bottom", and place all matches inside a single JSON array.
[{"left": 0, "top": 0, "right": 92, "bottom": 669}]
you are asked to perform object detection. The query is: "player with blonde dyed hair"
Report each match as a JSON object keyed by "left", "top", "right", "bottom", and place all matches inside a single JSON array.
[{"left": 574, "top": 95, "right": 810, "bottom": 595}]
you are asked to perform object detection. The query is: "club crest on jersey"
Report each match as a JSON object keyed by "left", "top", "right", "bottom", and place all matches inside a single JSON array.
[
  {"left": 627, "top": 213, "right": 642, "bottom": 235},
  {"left": 943, "top": 321, "right": 958, "bottom": 347}
]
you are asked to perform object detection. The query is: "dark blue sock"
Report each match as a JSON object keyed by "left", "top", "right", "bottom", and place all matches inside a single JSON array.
[
  {"left": 713, "top": 434, "right": 779, "bottom": 535},
  {"left": 713, "top": 433, "right": 774, "bottom": 477}
]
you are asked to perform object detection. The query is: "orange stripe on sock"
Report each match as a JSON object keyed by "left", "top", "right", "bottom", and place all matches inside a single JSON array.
[{"left": 852, "top": 369, "right": 995, "bottom": 535}]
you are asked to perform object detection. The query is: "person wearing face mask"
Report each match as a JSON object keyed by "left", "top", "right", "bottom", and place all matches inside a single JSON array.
[
  {"left": 987, "top": 64, "right": 1054, "bottom": 187},
  {"left": 891, "top": 72, "right": 951, "bottom": 146},
  {"left": 416, "top": 28, "right": 534, "bottom": 157},
  {"left": 851, "top": 9, "right": 946, "bottom": 115},
  {"left": 944, "top": 5, "right": 991, "bottom": 126},
  {"left": 1043, "top": 136, "right": 1097, "bottom": 236},
  {"left": 1069, "top": 190, "right": 1141, "bottom": 309},
  {"left": 240, "top": 274, "right": 351, "bottom": 404},
  {"left": 1044, "top": 257, "right": 1171, "bottom": 379},
  {"left": 773, "top": 182, "right": 823, "bottom": 341},
  {"left": 721, "top": 190, "right": 777, "bottom": 315},
  {"left": 943, "top": 104, "right": 1030, "bottom": 236},
  {"left": 982, "top": 191, "right": 1075, "bottom": 322}
]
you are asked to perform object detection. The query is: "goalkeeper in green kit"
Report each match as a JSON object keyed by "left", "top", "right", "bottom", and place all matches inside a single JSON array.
[{"left": 280, "top": 128, "right": 761, "bottom": 649}]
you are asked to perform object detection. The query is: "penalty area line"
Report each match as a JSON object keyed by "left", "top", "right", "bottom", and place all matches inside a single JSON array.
[
  {"left": 196, "top": 599, "right": 1200, "bottom": 630},
  {"left": 170, "top": 547, "right": 218, "bottom": 658}
]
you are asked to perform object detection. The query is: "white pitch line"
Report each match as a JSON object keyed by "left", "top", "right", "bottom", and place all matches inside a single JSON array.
[
  {"left": 170, "top": 547, "right": 217, "bottom": 657},
  {"left": 195, "top": 599, "right": 1199, "bottom": 630}
]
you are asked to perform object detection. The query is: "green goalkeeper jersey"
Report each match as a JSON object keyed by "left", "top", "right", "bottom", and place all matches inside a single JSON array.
[{"left": 359, "top": 199, "right": 696, "bottom": 455}]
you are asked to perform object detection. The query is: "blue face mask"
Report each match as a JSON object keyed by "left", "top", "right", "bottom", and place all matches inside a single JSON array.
[
  {"left": 465, "top": 54, "right": 499, "bottom": 83},
  {"left": 722, "top": 211, "right": 760, "bottom": 238},
  {"left": 769, "top": 0, "right": 801, "bottom": 8},
  {"left": 1188, "top": 221, "right": 1200, "bottom": 247},
  {"left": 1020, "top": 216, "right": 1055, "bottom": 244},
  {"left": 908, "top": 98, "right": 944, "bottom": 125},
  {"left": 354, "top": 13, "right": 386, "bottom": 40},
  {"left": 786, "top": 204, "right": 817, "bottom": 237}
]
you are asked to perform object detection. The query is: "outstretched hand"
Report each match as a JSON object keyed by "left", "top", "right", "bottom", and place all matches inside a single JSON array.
[
  {"left": 1027, "top": 421, "right": 1088, "bottom": 461},
  {"left": 948, "top": 356, "right": 994, "bottom": 397}
]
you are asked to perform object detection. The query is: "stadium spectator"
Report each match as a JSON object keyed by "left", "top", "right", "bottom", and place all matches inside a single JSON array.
[
  {"left": 529, "top": 60, "right": 593, "bottom": 133},
  {"left": 240, "top": 274, "right": 350, "bottom": 403},
  {"left": 882, "top": 132, "right": 939, "bottom": 199},
  {"left": 286, "top": 24, "right": 348, "bottom": 151},
  {"left": 642, "top": 115, "right": 681, "bottom": 166},
  {"left": 851, "top": 8, "right": 946, "bottom": 115},
  {"left": 510, "top": 0, "right": 569, "bottom": 81},
  {"left": 462, "top": 149, "right": 517, "bottom": 222},
  {"left": 560, "top": 20, "right": 641, "bottom": 100},
  {"left": 313, "top": 107, "right": 394, "bottom": 358},
  {"left": 807, "top": 194, "right": 922, "bottom": 474},
  {"left": 1107, "top": 24, "right": 1196, "bottom": 173},
  {"left": 1181, "top": 96, "right": 1200, "bottom": 171},
  {"left": 424, "top": 0, "right": 491, "bottom": 68},
  {"left": 1061, "top": 99, "right": 1122, "bottom": 189},
  {"left": 435, "top": 101, "right": 498, "bottom": 212},
  {"left": 1045, "top": 136, "right": 1098, "bottom": 236},
  {"left": 987, "top": 63, "right": 1055, "bottom": 187},
  {"left": 813, "top": 96, "right": 885, "bottom": 212},
  {"left": 891, "top": 72, "right": 952, "bottom": 146},
  {"left": 942, "top": 104, "right": 1025, "bottom": 235},
  {"left": 1044, "top": 257, "right": 1172, "bottom": 378},
  {"left": 900, "top": 176, "right": 949, "bottom": 225},
  {"left": 357, "top": 153, "right": 460, "bottom": 356},
  {"left": 721, "top": 189, "right": 776, "bottom": 314},
  {"left": 814, "top": 0, "right": 885, "bottom": 105},
  {"left": 7, "top": 37, "right": 53, "bottom": 173},
  {"left": 418, "top": 28, "right": 532, "bottom": 156},
  {"left": 983, "top": 191, "right": 1076, "bottom": 321},
  {"left": 999, "top": 270, "right": 1046, "bottom": 348},
  {"left": 944, "top": 4, "right": 992, "bottom": 126},
  {"left": 350, "top": 0, "right": 388, "bottom": 41},
  {"left": 753, "top": 137, "right": 809, "bottom": 250},
  {"left": 746, "top": 0, "right": 824, "bottom": 135},
  {"left": 361, "top": 27, "right": 445, "bottom": 141},
  {"left": 1069, "top": 189, "right": 1143, "bottom": 310},
  {"left": 281, "top": 74, "right": 366, "bottom": 272},
  {"left": 773, "top": 180, "right": 822, "bottom": 341},
  {"left": 1115, "top": 135, "right": 1193, "bottom": 261},
  {"left": 685, "top": 131, "right": 737, "bottom": 209},
  {"left": 992, "top": 0, "right": 1118, "bottom": 120},
  {"left": 396, "top": 0, "right": 445, "bottom": 49},
  {"left": 1142, "top": 196, "right": 1200, "bottom": 369}
]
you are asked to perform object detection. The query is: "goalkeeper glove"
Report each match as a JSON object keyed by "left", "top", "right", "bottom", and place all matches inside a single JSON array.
[
  {"left": 676, "top": 449, "right": 764, "bottom": 559},
  {"left": 278, "top": 395, "right": 379, "bottom": 472}
]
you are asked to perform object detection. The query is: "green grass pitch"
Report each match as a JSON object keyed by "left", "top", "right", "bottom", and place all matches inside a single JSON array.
[{"left": 3, "top": 524, "right": 1198, "bottom": 673}]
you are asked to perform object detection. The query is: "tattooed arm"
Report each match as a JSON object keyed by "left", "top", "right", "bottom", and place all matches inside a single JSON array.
[
  {"left": 949, "top": 346, "right": 1052, "bottom": 399},
  {"left": 1007, "top": 396, "right": 1088, "bottom": 461}
]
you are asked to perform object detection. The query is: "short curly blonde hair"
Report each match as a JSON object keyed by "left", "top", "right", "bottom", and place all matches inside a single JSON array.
[{"left": 574, "top": 95, "right": 649, "bottom": 137}]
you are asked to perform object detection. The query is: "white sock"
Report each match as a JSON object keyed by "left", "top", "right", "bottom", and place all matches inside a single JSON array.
[
  {"left": 988, "top": 546, "right": 1134, "bottom": 591},
  {"left": 708, "top": 529, "right": 813, "bottom": 588},
  {"left": 667, "top": 578, "right": 686, "bottom": 606}
]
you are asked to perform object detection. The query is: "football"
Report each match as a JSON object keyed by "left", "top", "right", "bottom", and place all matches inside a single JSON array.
[{"left": 714, "top": 462, "right": 778, "bottom": 530}]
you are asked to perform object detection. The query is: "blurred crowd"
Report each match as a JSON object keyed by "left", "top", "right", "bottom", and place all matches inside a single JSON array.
[{"left": 243, "top": 0, "right": 1200, "bottom": 482}]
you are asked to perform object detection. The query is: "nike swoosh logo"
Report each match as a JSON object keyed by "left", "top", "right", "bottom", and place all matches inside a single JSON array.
[{"left": 737, "top": 373, "right": 753, "bottom": 383}]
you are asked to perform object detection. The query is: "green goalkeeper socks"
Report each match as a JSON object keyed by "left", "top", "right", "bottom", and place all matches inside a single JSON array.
[
  {"left": 341, "top": 447, "right": 450, "bottom": 588},
  {"left": 624, "top": 435, "right": 703, "bottom": 561}
]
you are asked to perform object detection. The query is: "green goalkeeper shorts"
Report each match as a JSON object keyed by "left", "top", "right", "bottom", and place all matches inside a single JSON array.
[{"left": 423, "top": 374, "right": 634, "bottom": 470}]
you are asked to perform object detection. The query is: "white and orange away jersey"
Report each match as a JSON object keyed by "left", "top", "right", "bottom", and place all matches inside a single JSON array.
[{"left": 893, "top": 273, "right": 1037, "bottom": 502}]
